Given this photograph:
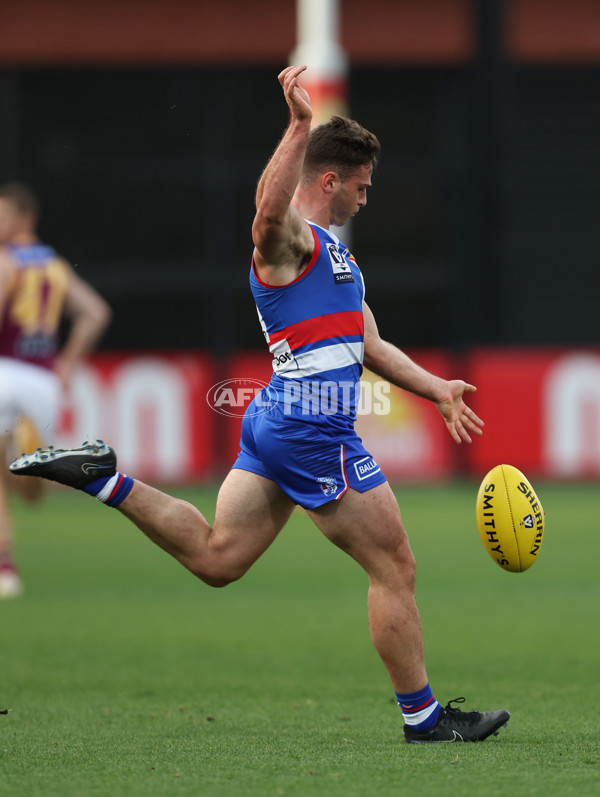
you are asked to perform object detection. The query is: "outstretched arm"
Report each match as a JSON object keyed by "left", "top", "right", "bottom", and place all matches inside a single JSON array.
[
  {"left": 252, "top": 65, "right": 315, "bottom": 272},
  {"left": 362, "top": 301, "right": 484, "bottom": 444}
]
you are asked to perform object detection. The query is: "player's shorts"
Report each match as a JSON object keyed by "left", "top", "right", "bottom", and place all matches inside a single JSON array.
[
  {"left": 232, "top": 391, "right": 387, "bottom": 509},
  {"left": 0, "top": 357, "right": 61, "bottom": 450}
]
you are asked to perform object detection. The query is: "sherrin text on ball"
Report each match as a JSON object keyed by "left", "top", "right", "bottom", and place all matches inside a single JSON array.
[{"left": 476, "top": 464, "right": 545, "bottom": 573}]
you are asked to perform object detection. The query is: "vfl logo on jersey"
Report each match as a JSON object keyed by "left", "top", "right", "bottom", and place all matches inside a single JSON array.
[
  {"left": 326, "top": 243, "right": 355, "bottom": 284},
  {"left": 317, "top": 476, "right": 338, "bottom": 496},
  {"left": 353, "top": 456, "right": 381, "bottom": 481}
]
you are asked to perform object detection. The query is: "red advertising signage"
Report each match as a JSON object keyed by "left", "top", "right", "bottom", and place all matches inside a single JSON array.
[
  {"left": 56, "top": 353, "right": 215, "bottom": 483},
  {"left": 217, "top": 352, "right": 275, "bottom": 471},
  {"left": 54, "top": 347, "right": 600, "bottom": 484},
  {"left": 465, "top": 348, "right": 600, "bottom": 478}
]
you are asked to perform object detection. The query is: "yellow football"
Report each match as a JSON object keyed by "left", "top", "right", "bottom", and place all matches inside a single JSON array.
[{"left": 475, "top": 464, "right": 545, "bottom": 573}]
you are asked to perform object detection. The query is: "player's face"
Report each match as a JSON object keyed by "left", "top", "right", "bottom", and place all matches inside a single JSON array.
[
  {"left": 329, "top": 164, "right": 372, "bottom": 227},
  {"left": 0, "top": 200, "right": 21, "bottom": 244}
]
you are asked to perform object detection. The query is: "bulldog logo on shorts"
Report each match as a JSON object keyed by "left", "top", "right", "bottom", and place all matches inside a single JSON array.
[{"left": 317, "top": 477, "right": 338, "bottom": 496}]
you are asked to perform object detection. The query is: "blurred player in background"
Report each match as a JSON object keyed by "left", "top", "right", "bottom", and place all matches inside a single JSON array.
[
  {"left": 0, "top": 182, "right": 111, "bottom": 597},
  {"left": 9, "top": 69, "right": 510, "bottom": 743}
]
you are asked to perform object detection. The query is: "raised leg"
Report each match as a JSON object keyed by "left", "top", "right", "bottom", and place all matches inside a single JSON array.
[{"left": 118, "top": 468, "right": 296, "bottom": 587}]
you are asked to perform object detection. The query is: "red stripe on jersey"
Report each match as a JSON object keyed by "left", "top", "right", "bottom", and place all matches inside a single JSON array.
[
  {"left": 269, "top": 310, "right": 364, "bottom": 350},
  {"left": 251, "top": 225, "right": 321, "bottom": 289}
]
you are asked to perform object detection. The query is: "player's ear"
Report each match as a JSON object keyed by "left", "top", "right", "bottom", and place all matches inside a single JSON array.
[{"left": 321, "top": 171, "right": 338, "bottom": 194}]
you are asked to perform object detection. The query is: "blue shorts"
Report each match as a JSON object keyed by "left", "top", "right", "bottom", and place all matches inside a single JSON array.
[{"left": 231, "top": 394, "right": 387, "bottom": 509}]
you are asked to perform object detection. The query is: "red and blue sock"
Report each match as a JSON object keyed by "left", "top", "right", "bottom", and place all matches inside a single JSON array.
[
  {"left": 82, "top": 472, "right": 134, "bottom": 508},
  {"left": 395, "top": 683, "right": 441, "bottom": 731}
]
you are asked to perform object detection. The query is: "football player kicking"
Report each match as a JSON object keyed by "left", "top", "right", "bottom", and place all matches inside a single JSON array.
[{"left": 10, "top": 66, "right": 509, "bottom": 742}]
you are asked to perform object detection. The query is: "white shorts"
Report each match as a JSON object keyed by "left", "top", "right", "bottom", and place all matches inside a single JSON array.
[{"left": 0, "top": 357, "right": 62, "bottom": 448}]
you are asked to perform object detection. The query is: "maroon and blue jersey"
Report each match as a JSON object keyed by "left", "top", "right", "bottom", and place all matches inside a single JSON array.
[
  {"left": 250, "top": 222, "right": 365, "bottom": 420},
  {"left": 0, "top": 243, "right": 69, "bottom": 369}
]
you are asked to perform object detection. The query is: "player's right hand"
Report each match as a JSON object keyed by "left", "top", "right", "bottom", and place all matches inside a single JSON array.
[{"left": 278, "top": 65, "right": 312, "bottom": 123}]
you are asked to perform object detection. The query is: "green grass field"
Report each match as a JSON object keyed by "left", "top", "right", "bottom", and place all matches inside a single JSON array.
[{"left": 1, "top": 482, "right": 599, "bottom": 796}]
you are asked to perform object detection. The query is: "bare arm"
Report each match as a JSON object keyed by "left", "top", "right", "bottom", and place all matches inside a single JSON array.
[
  {"left": 54, "top": 264, "right": 112, "bottom": 389},
  {"left": 362, "top": 301, "right": 484, "bottom": 444},
  {"left": 0, "top": 250, "right": 15, "bottom": 322},
  {"left": 252, "top": 65, "right": 314, "bottom": 275}
]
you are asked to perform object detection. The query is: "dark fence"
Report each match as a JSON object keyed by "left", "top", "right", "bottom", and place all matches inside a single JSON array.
[{"left": 1, "top": 64, "right": 599, "bottom": 351}]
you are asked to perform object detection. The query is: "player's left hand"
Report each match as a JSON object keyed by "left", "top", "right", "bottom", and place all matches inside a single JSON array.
[{"left": 435, "top": 381, "right": 484, "bottom": 444}]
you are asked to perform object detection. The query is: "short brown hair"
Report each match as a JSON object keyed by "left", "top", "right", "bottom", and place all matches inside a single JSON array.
[
  {"left": 302, "top": 116, "right": 380, "bottom": 182},
  {"left": 0, "top": 182, "right": 40, "bottom": 219}
]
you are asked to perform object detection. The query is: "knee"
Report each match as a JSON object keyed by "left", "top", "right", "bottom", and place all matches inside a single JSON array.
[
  {"left": 200, "top": 572, "right": 240, "bottom": 589},
  {"left": 389, "top": 540, "right": 418, "bottom": 590},
  {"left": 188, "top": 560, "right": 247, "bottom": 589}
]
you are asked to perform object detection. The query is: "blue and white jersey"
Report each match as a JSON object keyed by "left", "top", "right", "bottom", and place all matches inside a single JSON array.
[{"left": 250, "top": 221, "right": 366, "bottom": 420}]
